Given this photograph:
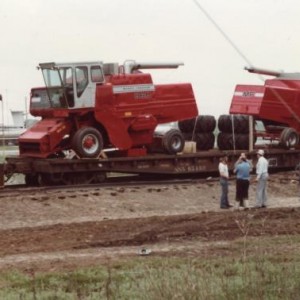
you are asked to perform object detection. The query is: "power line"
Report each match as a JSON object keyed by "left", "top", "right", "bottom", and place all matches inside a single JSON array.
[
  {"left": 192, "top": 0, "right": 253, "bottom": 67},
  {"left": 192, "top": 0, "right": 300, "bottom": 125}
]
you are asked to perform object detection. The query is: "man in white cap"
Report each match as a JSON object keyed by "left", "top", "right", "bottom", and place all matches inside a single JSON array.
[{"left": 255, "top": 149, "right": 269, "bottom": 208}]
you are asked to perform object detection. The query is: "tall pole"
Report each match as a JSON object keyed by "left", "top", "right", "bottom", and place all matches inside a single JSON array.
[{"left": 249, "top": 116, "right": 254, "bottom": 152}]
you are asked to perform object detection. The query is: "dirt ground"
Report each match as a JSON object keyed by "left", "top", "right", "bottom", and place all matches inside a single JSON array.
[{"left": 0, "top": 171, "right": 300, "bottom": 273}]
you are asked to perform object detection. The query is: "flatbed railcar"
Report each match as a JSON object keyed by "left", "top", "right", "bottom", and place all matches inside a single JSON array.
[{"left": 2, "top": 148, "right": 300, "bottom": 186}]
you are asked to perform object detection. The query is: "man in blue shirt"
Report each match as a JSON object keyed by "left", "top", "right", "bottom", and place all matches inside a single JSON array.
[{"left": 234, "top": 153, "right": 252, "bottom": 208}]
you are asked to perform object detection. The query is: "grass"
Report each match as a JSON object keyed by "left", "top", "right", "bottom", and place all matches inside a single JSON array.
[{"left": 1, "top": 235, "right": 300, "bottom": 299}]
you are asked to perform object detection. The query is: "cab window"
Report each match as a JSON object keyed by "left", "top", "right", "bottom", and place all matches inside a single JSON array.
[
  {"left": 75, "top": 66, "right": 88, "bottom": 97},
  {"left": 91, "top": 66, "right": 104, "bottom": 82}
]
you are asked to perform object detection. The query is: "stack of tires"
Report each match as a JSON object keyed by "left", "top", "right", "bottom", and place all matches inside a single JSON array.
[
  {"left": 217, "top": 114, "right": 254, "bottom": 150},
  {"left": 178, "top": 115, "right": 216, "bottom": 150}
]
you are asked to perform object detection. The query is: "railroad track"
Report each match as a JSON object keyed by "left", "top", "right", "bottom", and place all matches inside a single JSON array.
[
  {"left": 0, "top": 174, "right": 220, "bottom": 198},
  {"left": 0, "top": 169, "right": 297, "bottom": 200}
]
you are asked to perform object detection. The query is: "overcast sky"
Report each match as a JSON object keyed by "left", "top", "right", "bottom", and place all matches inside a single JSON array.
[{"left": 0, "top": 0, "right": 299, "bottom": 124}]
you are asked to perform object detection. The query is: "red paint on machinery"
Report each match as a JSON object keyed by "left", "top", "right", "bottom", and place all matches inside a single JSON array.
[
  {"left": 19, "top": 61, "right": 198, "bottom": 158},
  {"left": 230, "top": 67, "right": 300, "bottom": 148}
]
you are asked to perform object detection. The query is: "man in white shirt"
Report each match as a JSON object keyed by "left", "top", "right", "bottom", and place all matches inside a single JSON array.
[
  {"left": 218, "top": 155, "right": 232, "bottom": 209},
  {"left": 255, "top": 149, "right": 269, "bottom": 208}
]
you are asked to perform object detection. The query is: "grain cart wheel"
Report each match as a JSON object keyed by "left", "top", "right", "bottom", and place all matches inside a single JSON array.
[
  {"left": 162, "top": 129, "right": 185, "bottom": 154},
  {"left": 279, "top": 127, "right": 299, "bottom": 149},
  {"left": 72, "top": 127, "right": 103, "bottom": 158}
]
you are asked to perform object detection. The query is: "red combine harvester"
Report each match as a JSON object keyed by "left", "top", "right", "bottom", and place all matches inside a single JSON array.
[
  {"left": 19, "top": 60, "right": 198, "bottom": 158},
  {"left": 230, "top": 67, "right": 300, "bottom": 149}
]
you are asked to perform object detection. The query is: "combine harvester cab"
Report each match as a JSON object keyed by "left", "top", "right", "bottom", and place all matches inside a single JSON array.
[
  {"left": 19, "top": 60, "right": 198, "bottom": 158},
  {"left": 230, "top": 67, "right": 300, "bottom": 149}
]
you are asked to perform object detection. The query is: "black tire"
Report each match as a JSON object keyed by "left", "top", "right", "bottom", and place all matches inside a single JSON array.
[
  {"left": 162, "top": 129, "right": 185, "bottom": 154},
  {"left": 217, "top": 132, "right": 234, "bottom": 150},
  {"left": 178, "top": 118, "right": 195, "bottom": 133},
  {"left": 184, "top": 132, "right": 215, "bottom": 150},
  {"left": 218, "top": 115, "right": 250, "bottom": 134},
  {"left": 218, "top": 115, "right": 232, "bottom": 132},
  {"left": 71, "top": 127, "right": 103, "bottom": 158},
  {"left": 235, "top": 134, "right": 251, "bottom": 150},
  {"left": 279, "top": 127, "right": 299, "bottom": 149},
  {"left": 217, "top": 132, "right": 256, "bottom": 150},
  {"left": 194, "top": 115, "right": 216, "bottom": 133},
  {"left": 179, "top": 115, "right": 216, "bottom": 133},
  {"left": 234, "top": 115, "right": 250, "bottom": 134}
]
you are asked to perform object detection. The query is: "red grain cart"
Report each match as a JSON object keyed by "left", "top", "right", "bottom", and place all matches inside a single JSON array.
[{"left": 230, "top": 67, "right": 300, "bottom": 148}]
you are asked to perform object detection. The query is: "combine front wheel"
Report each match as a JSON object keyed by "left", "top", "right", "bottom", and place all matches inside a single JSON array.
[{"left": 72, "top": 127, "right": 103, "bottom": 158}]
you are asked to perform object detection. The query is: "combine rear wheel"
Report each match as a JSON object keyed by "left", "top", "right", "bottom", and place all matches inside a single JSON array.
[
  {"left": 72, "top": 127, "right": 103, "bottom": 158},
  {"left": 162, "top": 129, "right": 185, "bottom": 154}
]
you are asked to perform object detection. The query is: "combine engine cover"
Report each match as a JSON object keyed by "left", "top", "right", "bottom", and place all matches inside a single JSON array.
[
  {"left": 230, "top": 67, "right": 300, "bottom": 132},
  {"left": 19, "top": 60, "right": 198, "bottom": 158}
]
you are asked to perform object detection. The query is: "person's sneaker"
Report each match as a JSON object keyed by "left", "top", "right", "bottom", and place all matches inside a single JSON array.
[{"left": 227, "top": 204, "right": 233, "bottom": 208}]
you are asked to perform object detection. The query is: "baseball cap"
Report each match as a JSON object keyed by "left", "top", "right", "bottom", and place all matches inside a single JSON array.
[{"left": 257, "top": 149, "right": 264, "bottom": 156}]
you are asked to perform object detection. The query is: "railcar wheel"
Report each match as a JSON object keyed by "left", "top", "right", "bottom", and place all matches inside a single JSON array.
[
  {"left": 38, "top": 173, "right": 56, "bottom": 186},
  {"left": 279, "top": 127, "right": 299, "bottom": 149},
  {"left": 62, "top": 172, "right": 95, "bottom": 185},
  {"left": 72, "top": 127, "right": 103, "bottom": 158},
  {"left": 25, "top": 174, "right": 39, "bottom": 186},
  {"left": 162, "top": 129, "right": 185, "bottom": 154},
  {"left": 92, "top": 172, "right": 107, "bottom": 183}
]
